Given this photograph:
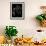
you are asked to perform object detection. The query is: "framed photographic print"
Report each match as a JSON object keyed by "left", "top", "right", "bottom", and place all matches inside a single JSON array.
[{"left": 10, "top": 2, "right": 25, "bottom": 20}]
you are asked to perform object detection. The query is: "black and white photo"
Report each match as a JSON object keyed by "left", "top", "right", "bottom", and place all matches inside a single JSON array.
[{"left": 10, "top": 2, "right": 25, "bottom": 20}]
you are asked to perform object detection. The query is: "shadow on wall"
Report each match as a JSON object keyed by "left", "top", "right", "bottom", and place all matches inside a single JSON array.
[{"left": 0, "top": 26, "right": 5, "bottom": 35}]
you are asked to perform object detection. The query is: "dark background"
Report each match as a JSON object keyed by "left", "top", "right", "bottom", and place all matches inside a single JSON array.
[{"left": 12, "top": 4, "right": 22, "bottom": 17}]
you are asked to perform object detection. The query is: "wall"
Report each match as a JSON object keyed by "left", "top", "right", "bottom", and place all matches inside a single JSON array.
[{"left": 0, "top": 0, "right": 46, "bottom": 38}]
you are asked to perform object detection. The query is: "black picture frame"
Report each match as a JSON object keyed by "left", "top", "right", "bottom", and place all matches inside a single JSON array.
[{"left": 10, "top": 2, "right": 25, "bottom": 20}]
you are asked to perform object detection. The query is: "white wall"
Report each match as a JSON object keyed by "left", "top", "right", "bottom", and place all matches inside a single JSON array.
[{"left": 0, "top": 0, "right": 46, "bottom": 38}]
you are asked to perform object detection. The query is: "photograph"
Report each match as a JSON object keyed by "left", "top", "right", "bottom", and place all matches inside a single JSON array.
[{"left": 10, "top": 2, "right": 25, "bottom": 20}]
